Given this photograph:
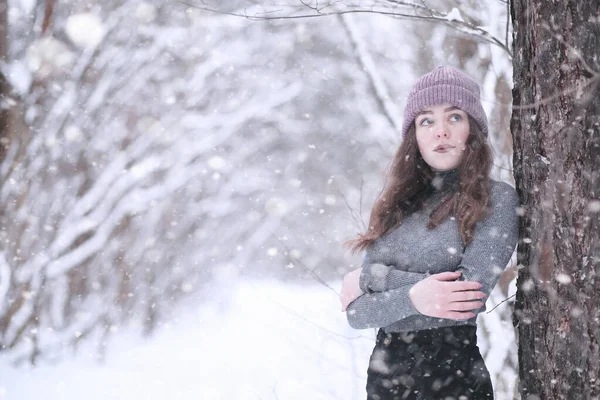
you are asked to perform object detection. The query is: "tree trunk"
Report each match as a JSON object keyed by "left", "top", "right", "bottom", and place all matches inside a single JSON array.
[{"left": 511, "top": 1, "right": 600, "bottom": 399}]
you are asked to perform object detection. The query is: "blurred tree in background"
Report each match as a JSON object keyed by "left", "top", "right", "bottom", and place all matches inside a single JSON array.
[{"left": 0, "top": 4, "right": 518, "bottom": 397}]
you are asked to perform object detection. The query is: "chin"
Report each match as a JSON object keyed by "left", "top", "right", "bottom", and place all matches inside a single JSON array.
[{"left": 430, "top": 162, "right": 459, "bottom": 171}]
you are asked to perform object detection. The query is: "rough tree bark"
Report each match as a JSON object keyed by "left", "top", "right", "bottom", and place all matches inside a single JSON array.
[{"left": 511, "top": 1, "right": 600, "bottom": 399}]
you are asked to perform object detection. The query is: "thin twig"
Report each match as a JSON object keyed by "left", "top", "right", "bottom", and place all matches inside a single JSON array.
[
  {"left": 335, "top": 185, "right": 367, "bottom": 233},
  {"left": 276, "top": 237, "right": 339, "bottom": 294},
  {"left": 245, "top": 280, "right": 371, "bottom": 341},
  {"left": 486, "top": 293, "right": 515, "bottom": 314}
]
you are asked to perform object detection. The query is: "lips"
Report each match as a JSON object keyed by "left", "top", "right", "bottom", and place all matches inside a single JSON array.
[{"left": 434, "top": 145, "right": 454, "bottom": 152}]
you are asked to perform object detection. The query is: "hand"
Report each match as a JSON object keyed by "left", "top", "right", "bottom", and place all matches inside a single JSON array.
[
  {"left": 340, "top": 268, "right": 365, "bottom": 312},
  {"left": 408, "top": 271, "right": 486, "bottom": 320}
]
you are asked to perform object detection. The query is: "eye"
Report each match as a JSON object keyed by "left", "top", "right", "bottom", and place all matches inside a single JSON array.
[
  {"left": 449, "top": 113, "right": 463, "bottom": 122},
  {"left": 419, "top": 118, "right": 433, "bottom": 127}
]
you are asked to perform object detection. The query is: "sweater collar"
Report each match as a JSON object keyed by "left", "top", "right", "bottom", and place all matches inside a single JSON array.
[{"left": 429, "top": 167, "right": 460, "bottom": 193}]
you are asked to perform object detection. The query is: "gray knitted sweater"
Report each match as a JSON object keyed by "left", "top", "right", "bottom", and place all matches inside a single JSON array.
[{"left": 346, "top": 168, "right": 519, "bottom": 332}]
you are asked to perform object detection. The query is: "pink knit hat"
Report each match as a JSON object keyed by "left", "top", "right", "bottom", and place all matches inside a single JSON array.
[{"left": 401, "top": 66, "right": 488, "bottom": 138}]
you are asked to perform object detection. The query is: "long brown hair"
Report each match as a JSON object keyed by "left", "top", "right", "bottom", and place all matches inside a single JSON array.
[{"left": 344, "top": 115, "right": 493, "bottom": 254}]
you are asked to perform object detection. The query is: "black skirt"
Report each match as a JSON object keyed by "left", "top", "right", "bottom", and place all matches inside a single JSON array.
[{"left": 365, "top": 325, "right": 494, "bottom": 400}]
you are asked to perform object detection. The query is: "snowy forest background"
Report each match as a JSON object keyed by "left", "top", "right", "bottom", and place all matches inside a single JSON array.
[{"left": 0, "top": 1, "right": 522, "bottom": 399}]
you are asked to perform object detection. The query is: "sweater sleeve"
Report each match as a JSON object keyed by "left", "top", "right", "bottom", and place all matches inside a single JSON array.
[
  {"left": 455, "top": 182, "right": 520, "bottom": 315},
  {"left": 358, "top": 238, "right": 430, "bottom": 293},
  {"left": 346, "top": 281, "right": 423, "bottom": 329},
  {"left": 348, "top": 245, "right": 425, "bottom": 329},
  {"left": 359, "top": 259, "right": 429, "bottom": 293}
]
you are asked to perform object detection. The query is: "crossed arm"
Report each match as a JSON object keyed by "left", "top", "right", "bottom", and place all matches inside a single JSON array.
[
  {"left": 359, "top": 260, "right": 430, "bottom": 294},
  {"left": 346, "top": 183, "right": 520, "bottom": 329}
]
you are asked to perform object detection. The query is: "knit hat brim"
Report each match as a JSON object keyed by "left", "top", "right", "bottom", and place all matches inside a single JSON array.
[
  {"left": 401, "top": 66, "right": 489, "bottom": 138},
  {"left": 402, "top": 85, "right": 488, "bottom": 137}
]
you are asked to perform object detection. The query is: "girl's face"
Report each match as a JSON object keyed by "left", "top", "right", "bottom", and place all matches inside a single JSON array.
[{"left": 414, "top": 103, "right": 471, "bottom": 171}]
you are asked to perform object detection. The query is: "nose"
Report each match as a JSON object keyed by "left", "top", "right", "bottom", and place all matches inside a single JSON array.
[{"left": 435, "top": 121, "right": 450, "bottom": 138}]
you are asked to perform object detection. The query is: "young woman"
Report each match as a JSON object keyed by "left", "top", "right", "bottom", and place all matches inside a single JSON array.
[{"left": 340, "top": 66, "right": 519, "bottom": 400}]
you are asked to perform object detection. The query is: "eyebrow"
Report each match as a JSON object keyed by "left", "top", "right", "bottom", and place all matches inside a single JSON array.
[{"left": 416, "top": 106, "right": 461, "bottom": 117}]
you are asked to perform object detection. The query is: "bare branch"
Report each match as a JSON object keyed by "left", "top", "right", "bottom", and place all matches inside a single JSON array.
[
  {"left": 486, "top": 293, "right": 515, "bottom": 314},
  {"left": 178, "top": 1, "right": 512, "bottom": 57},
  {"left": 276, "top": 237, "right": 338, "bottom": 294},
  {"left": 41, "top": 0, "right": 56, "bottom": 35},
  {"left": 335, "top": 185, "right": 367, "bottom": 234},
  {"left": 337, "top": 12, "right": 402, "bottom": 137}
]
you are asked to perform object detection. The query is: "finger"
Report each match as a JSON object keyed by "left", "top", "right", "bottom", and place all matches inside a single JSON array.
[
  {"left": 431, "top": 271, "right": 462, "bottom": 281},
  {"left": 452, "top": 290, "right": 487, "bottom": 302},
  {"left": 448, "top": 300, "right": 485, "bottom": 311},
  {"left": 447, "top": 281, "right": 483, "bottom": 292},
  {"left": 339, "top": 294, "right": 349, "bottom": 306},
  {"left": 341, "top": 299, "right": 352, "bottom": 312},
  {"left": 340, "top": 297, "right": 347, "bottom": 310},
  {"left": 445, "top": 311, "right": 476, "bottom": 320},
  {"left": 340, "top": 292, "right": 356, "bottom": 306}
]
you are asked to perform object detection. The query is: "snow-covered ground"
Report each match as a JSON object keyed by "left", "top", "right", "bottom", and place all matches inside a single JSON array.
[{"left": 0, "top": 280, "right": 514, "bottom": 400}]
